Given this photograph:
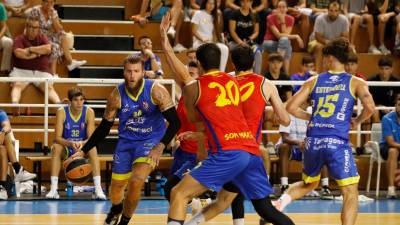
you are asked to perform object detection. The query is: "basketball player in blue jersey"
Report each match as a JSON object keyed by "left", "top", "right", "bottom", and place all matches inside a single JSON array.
[
  {"left": 78, "top": 55, "right": 180, "bottom": 225},
  {"left": 46, "top": 88, "right": 106, "bottom": 200},
  {"left": 278, "top": 38, "right": 375, "bottom": 225}
]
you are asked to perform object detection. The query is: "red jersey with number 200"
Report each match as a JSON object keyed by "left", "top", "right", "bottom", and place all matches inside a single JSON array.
[
  {"left": 236, "top": 72, "right": 267, "bottom": 145},
  {"left": 195, "top": 71, "right": 259, "bottom": 156}
]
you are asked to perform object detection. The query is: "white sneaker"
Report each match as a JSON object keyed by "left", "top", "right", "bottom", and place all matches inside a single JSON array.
[
  {"left": 14, "top": 167, "right": 36, "bottom": 182},
  {"left": 167, "top": 26, "right": 176, "bottom": 39},
  {"left": 173, "top": 44, "right": 187, "bottom": 52},
  {"left": 0, "top": 185, "right": 7, "bottom": 200},
  {"left": 379, "top": 45, "right": 391, "bottom": 55},
  {"left": 46, "top": 189, "right": 60, "bottom": 199},
  {"left": 93, "top": 188, "right": 107, "bottom": 200},
  {"left": 190, "top": 198, "right": 211, "bottom": 215},
  {"left": 67, "top": 60, "right": 87, "bottom": 71},
  {"left": 368, "top": 45, "right": 381, "bottom": 54},
  {"left": 387, "top": 187, "right": 397, "bottom": 199},
  {"left": 266, "top": 142, "right": 276, "bottom": 155},
  {"left": 305, "top": 190, "right": 320, "bottom": 197}
]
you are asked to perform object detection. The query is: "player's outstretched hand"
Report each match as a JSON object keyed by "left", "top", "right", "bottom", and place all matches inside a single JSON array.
[
  {"left": 160, "top": 12, "right": 171, "bottom": 39},
  {"left": 177, "top": 131, "right": 204, "bottom": 142},
  {"left": 148, "top": 143, "right": 165, "bottom": 166}
]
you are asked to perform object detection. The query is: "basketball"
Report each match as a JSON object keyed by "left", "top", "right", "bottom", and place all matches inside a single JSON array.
[{"left": 63, "top": 157, "right": 92, "bottom": 184}]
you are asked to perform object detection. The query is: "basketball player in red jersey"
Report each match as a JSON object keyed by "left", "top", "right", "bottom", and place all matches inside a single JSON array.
[{"left": 161, "top": 14, "right": 294, "bottom": 225}]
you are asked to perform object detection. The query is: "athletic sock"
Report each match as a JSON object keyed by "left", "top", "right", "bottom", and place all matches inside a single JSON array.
[
  {"left": 50, "top": 176, "right": 58, "bottom": 191},
  {"left": 321, "top": 178, "right": 329, "bottom": 187},
  {"left": 278, "top": 193, "right": 292, "bottom": 210},
  {"left": 233, "top": 218, "right": 245, "bottom": 225},
  {"left": 93, "top": 176, "right": 102, "bottom": 190},
  {"left": 281, "top": 177, "right": 288, "bottom": 186}
]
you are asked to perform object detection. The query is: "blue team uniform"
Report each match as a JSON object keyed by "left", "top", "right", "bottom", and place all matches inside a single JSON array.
[
  {"left": 305, "top": 72, "right": 360, "bottom": 186},
  {"left": 62, "top": 106, "right": 88, "bottom": 158},
  {"left": 112, "top": 80, "right": 166, "bottom": 180}
]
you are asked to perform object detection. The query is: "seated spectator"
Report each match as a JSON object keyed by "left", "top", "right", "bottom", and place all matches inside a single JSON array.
[
  {"left": 263, "top": 0, "right": 303, "bottom": 74},
  {"left": 139, "top": 36, "right": 164, "bottom": 79},
  {"left": 186, "top": 48, "right": 197, "bottom": 63},
  {"left": 366, "top": 0, "right": 398, "bottom": 54},
  {"left": 4, "top": 0, "right": 32, "bottom": 17},
  {"left": 275, "top": 103, "right": 331, "bottom": 197},
  {"left": 307, "top": 0, "right": 329, "bottom": 20},
  {"left": 286, "top": 0, "right": 311, "bottom": 46},
  {"left": 29, "top": 0, "right": 86, "bottom": 74},
  {"left": 368, "top": 57, "right": 400, "bottom": 123},
  {"left": 46, "top": 88, "right": 106, "bottom": 200},
  {"left": 380, "top": 97, "right": 400, "bottom": 198},
  {"left": 344, "top": 52, "right": 367, "bottom": 80},
  {"left": 191, "top": 0, "right": 229, "bottom": 71},
  {"left": 224, "top": 0, "right": 269, "bottom": 43},
  {"left": 10, "top": 16, "right": 62, "bottom": 116},
  {"left": 290, "top": 54, "right": 316, "bottom": 94},
  {"left": 343, "top": 0, "right": 380, "bottom": 53},
  {"left": 308, "top": 0, "right": 349, "bottom": 72},
  {"left": 228, "top": 0, "right": 262, "bottom": 74},
  {"left": 0, "top": 3, "right": 13, "bottom": 75},
  {"left": 0, "top": 109, "right": 36, "bottom": 200}
]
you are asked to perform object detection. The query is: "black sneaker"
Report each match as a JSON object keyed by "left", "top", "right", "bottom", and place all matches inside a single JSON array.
[
  {"left": 280, "top": 185, "right": 289, "bottom": 194},
  {"left": 321, "top": 186, "right": 333, "bottom": 200},
  {"left": 259, "top": 218, "right": 267, "bottom": 225},
  {"left": 104, "top": 211, "right": 121, "bottom": 225}
]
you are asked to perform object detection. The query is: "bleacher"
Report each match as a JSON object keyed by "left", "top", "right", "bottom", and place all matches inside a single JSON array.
[{"left": 3, "top": 0, "right": 399, "bottom": 190}]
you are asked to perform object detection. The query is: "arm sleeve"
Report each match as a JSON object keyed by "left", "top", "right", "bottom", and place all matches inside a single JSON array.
[
  {"left": 81, "top": 118, "right": 113, "bottom": 154},
  {"left": 160, "top": 107, "right": 181, "bottom": 146}
]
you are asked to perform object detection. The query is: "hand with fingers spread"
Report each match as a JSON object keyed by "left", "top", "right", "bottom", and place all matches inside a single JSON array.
[{"left": 147, "top": 143, "right": 165, "bottom": 166}]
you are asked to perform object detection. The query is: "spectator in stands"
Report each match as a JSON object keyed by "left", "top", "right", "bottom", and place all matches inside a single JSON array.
[
  {"left": 366, "top": 0, "right": 399, "bottom": 55},
  {"left": 29, "top": 0, "right": 86, "bottom": 74},
  {"left": 275, "top": 102, "right": 331, "bottom": 198},
  {"left": 0, "top": 3, "right": 12, "bottom": 75},
  {"left": 224, "top": 0, "right": 269, "bottom": 43},
  {"left": 343, "top": 0, "right": 381, "bottom": 54},
  {"left": 4, "top": 0, "right": 32, "bottom": 17},
  {"left": 133, "top": 0, "right": 187, "bottom": 52},
  {"left": 308, "top": 0, "right": 349, "bottom": 72},
  {"left": 263, "top": 0, "right": 304, "bottom": 74},
  {"left": 307, "top": 0, "right": 329, "bottom": 20},
  {"left": 191, "top": 0, "right": 229, "bottom": 71},
  {"left": 368, "top": 57, "right": 400, "bottom": 123},
  {"left": 286, "top": 0, "right": 311, "bottom": 46},
  {"left": 10, "top": 16, "right": 62, "bottom": 116},
  {"left": 139, "top": 36, "right": 164, "bottom": 79},
  {"left": 0, "top": 109, "right": 36, "bottom": 200},
  {"left": 228, "top": 0, "right": 262, "bottom": 74},
  {"left": 46, "top": 88, "right": 106, "bottom": 200},
  {"left": 380, "top": 97, "right": 400, "bottom": 198},
  {"left": 290, "top": 54, "right": 316, "bottom": 94},
  {"left": 186, "top": 48, "right": 197, "bottom": 63},
  {"left": 344, "top": 52, "right": 367, "bottom": 80}
]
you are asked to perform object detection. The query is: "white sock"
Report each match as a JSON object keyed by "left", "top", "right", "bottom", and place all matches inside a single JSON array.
[
  {"left": 168, "top": 222, "right": 183, "bottom": 225},
  {"left": 184, "top": 212, "right": 205, "bottom": 225},
  {"left": 321, "top": 178, "right": 329, "bottom": 187},
  {"left": 388, "top": 186, "right": 395, "bottom": 192},
  {"left": 50, "top": 176, "right": 58, "bottom": 191},
  {"left": 233, "top": 218, "right": 245, "bottom": 225},
  {"left": 278, "top": 193, "right": 292, "bottom": 210},
  {"left": 281, "top": 177, "right": 288, "bottom": 186},
  {"left": 93, "top": 176, "right": 102, "bottom": 190}
]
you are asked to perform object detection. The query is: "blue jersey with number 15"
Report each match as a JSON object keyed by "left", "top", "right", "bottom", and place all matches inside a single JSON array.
[{"left": 307, "top": 72, "right": 355, "bottom": 140}]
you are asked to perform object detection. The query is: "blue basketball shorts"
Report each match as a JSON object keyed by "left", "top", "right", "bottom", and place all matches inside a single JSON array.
[
  {"left": 189, "top": 150, "right": 273, "bottom": 200},
  {"left": 170, "top": 147, "right": 197, "bottom": 178},
  {"left": 276, "top": 143, "right": 303, "bottom": 161},
  {"left": 112, "top": 138, "right": 160, "bottom": 180},
  {"left": 303, "top": 136, "right": 359, "bottom": 186}
]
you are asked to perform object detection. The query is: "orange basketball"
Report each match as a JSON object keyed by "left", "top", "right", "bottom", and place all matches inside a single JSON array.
[{"left": 63, "top": 157, "right": 92, "bottom": 184}]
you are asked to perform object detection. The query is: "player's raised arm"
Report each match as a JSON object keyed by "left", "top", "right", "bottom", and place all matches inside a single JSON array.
[
  {"left": 81, "top": 88, "right": 121, "bottom": 154},
  {"left": 286, "top": 77, "right": 316, "bottom": 121},
  {"left": 263, "top": 79, "right": 290, "bottom": 126},
  {"left": 160, "top": 13, "right": 194, "bottom": 87}
]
